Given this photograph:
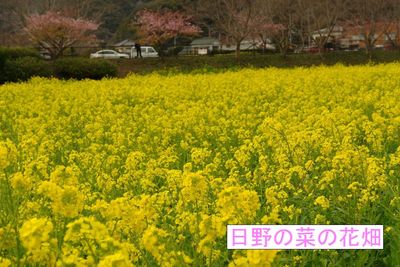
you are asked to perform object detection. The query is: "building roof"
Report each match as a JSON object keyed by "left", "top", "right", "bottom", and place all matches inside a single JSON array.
[
  {"left": 114, "top": 39, "right": 136, "bottom": 47},
  {"left": 190, "top": 37, "right": 220, "bottom": 46},
  {"left": 312, "top": 26, "right": 344, "bottom": 38}
]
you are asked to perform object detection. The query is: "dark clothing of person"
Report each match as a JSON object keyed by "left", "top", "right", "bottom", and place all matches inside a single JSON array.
[{"left": 135, "top": 43, "right": 142, "bottom": 58}]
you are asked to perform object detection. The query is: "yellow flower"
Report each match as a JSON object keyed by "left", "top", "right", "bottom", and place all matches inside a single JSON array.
[
  {"left": 293, "top": 255, "right": 302, "bottom": 263},
  {"left": 19, "top": 218, "right": 55, "bottom": 264},
  {"left": 19, "top": 218, "right": 53, "bottom": 251},
  {"left": 61, "top": 216, "right": 135, "bottom": 265},
  {"left": 0, "top": 226, "right": 16, "bottom": 250},
  {"left": 52, "top": 185, "right": 85, "bottom": 218},
  {"left": 38, "top": 182, "right": 84, "bottom": 218},
  {"left": 125, "top": 151, "right": 146, "bottom": 171},
  {"left": 49, "top": 165, "right": 80, "bottom": 186},
  {"left": 98, "top": 252, "right": 134, "bottom": 267},
  {"left": 0, "top": 257, "right": 12, "bottom": 267},
  {"left": 191, "top": 147, "right": 211, "bottom": 165},
  {"left": 390, "top": 197, "right": 400, "bottom": 207},
  {"left": 10, "top": 172, "right": 32, "bottom": 192},
  {"left": 0, "top": 140, "right": 17, "bottom": 170},
  {"left": 314, "top": 214, "right": 330, "bottom": 224},
  {"left": 261, "top": 206, "right": 282, "bottom": 224},
  {"left": 179, "top": 172, "right": 208, "bottom": 208},
  {"left": 216, "top": 186, "right": 260, "bottom": 224},
  {"left": 305, "top": 160, "right": 314, "bottom": 171},
  {"left": 3, "top": 62, "right": 400, "bottom": 266},
  {"left": 314, "top": 196, "right": 330, "bottom": 210},
  {"left": 0, "top": 146, "right": 9, "bottom": 170},
  {"left": 141, "top": 226, "right": 169, "bottom": 263},
  {"left": 229, "top": 250, "right": 278, "bottom": 267},
  {"left": 347, "top": 181, "right": 361, "bottom": 192}
]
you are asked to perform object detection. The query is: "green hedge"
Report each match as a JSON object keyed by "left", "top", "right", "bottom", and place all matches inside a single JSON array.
[
  {"left": 0, "top": 49, "right": 119, "bottom": 84},
  {"left": 0, "top": 57, "right": 52, "bottom": 84},
  {"left": 0, "top": 47, "right": 39, "bottom": 60},
  {"left": 53, "top": 58, "right": 118, "bottom": 80}
]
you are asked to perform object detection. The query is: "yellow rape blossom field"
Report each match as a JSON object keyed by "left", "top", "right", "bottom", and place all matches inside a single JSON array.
[{"left": 1, "top": 64, "right": 400, "bottom": 266}]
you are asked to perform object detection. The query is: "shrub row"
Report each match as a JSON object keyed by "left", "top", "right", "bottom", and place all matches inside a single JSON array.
[
  {"left": 0, "top": 48, "right": 118, "bottom": 84},
  {"left": 1, "top": 57, "right": 53, "bottom": 84},
  {"left": 53, "top": 58, "right": 118, "bottom": 80},
  {"left": 0, "top": 47, "right": 39, "bottom": 61}
]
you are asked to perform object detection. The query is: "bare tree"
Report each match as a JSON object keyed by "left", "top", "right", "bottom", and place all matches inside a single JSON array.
[
  {"left": 207, "top": 0, "right": 269, "bottom": 59},
  {"left": 261, "top": 0, "right": 299, "bottom": 57},
  {"left": 345, "top": 0, "right": 397, "bottom": 58},
  {"left": 384, "top": 22, "right": 400, "bottom": 51},
  {"left": 182, "top": 0, "right": 217, "bottom": 37},
  {"left": 297, "top": 0, "right": 347, "bottom": 54},
  {"left": 0, "top": 0, "right": 41, "bottom": 45},
  {"left": 54, "top": 0, "right": 107, "bottom": 21}
]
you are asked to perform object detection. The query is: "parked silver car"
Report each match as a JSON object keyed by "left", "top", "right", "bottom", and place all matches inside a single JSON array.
[{"left": 90, "top": 50, "right": 130, "bottom": 59}]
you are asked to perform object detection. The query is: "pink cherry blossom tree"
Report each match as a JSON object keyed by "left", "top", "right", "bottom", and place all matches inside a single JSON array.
[
  {"left": 135, "top": 9, "right": 201, "bottom": 55},
  {"left": 25, "top": 11, "right": 98, "bottom": 59}
]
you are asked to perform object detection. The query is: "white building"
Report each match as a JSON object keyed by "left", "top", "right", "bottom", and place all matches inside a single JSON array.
[
  {"left": 114, "top": 39, "right": 136, "bottom": 54},
  {"left": 179, "top": 37, "right": 274, "bottom": 55}
]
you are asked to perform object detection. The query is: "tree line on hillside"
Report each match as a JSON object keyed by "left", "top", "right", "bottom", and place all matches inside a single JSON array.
[{"left": 1, "top": 0, "right": 400, "bottom": 59}]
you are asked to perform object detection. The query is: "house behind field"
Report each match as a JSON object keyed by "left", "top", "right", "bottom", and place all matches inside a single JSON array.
[
  {"left": 313, "top": 22, "right": 400, "bottom": 50},
  {"left": 179, "top": 37, "right": 275, "bottom": 55},
  {"left": 114, "top": 39, "right": 136, "bottom": 54}
]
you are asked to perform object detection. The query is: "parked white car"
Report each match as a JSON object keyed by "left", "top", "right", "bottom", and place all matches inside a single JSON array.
[
  {"left": 90, "top": 50, "right": 130, "bottom": 59},
  {"left": 131, "top": 46, "right": 159, "bottom": 58},
  {"left": 39, "top": 50, "right": 51, "bottom": 60}
]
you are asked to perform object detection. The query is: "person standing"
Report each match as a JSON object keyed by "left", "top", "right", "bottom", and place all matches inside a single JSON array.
[{"left": 135, "top": 43, "right": 142, "bottom": 58}]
